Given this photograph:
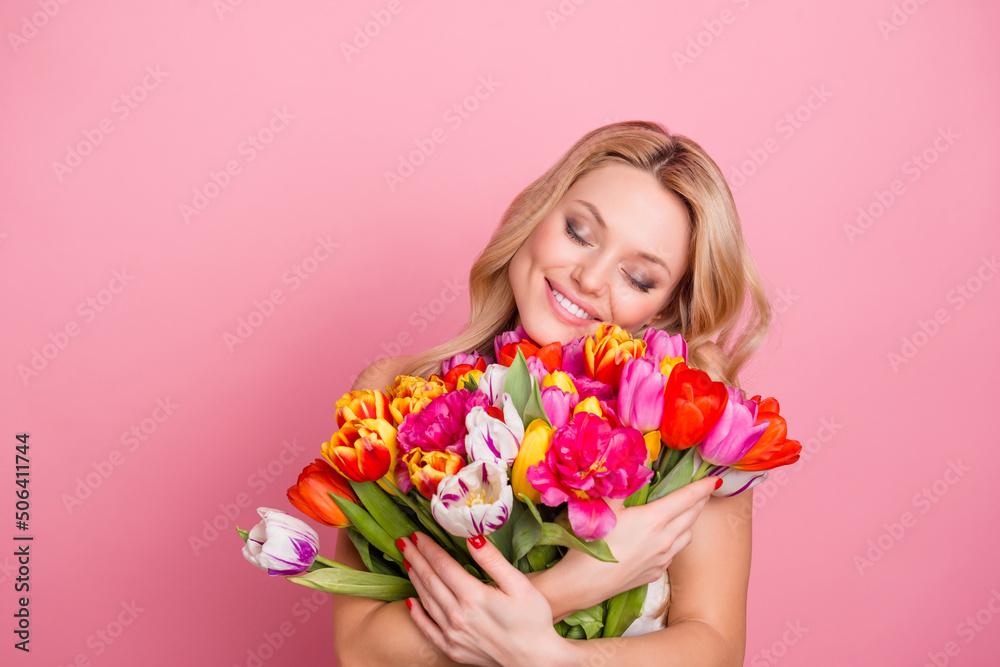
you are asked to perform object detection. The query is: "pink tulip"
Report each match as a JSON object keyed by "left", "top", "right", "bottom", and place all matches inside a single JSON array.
[
  {"left": 642, "top": 328, "right": 688, "bottom": 364},
  {"left": 698, "top": 387, "right": 769, "bottom": 466},
  {"left": 442, "top": 350, "right": 493, "bottom": 374},
  {"left": 540, "top": 385, "right": 581, "bottom": 429},
  {"left": 560, "top": 336, "right": 587, "bottom": 375},
  {"left": 617, "top": 357, "right": 668, "bottom": 433},
  {"left": 397, "top": 389, "right": 490, "bottom": 458},
  {"left": 493, "top": 324, "right": 535, "bottom": 362},
  {"left": 527, "top": 412, "right": 652, "bottom": 541}
]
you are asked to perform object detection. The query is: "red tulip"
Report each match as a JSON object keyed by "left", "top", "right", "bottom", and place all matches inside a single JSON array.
[
  {"left": 659, "top": 363, "right": 729, "bottom": 450},
  {"left": 730, "top": 396, "right": 802, "bottom": 471},
  {"left": 286, "top": 458, "right": 357, "bottom": 527},
  {"left": 498, "top": 340, "right": 563, "bottom": 373}
]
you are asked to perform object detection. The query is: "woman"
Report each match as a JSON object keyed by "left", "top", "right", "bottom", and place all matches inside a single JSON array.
[{"left": 331, "top": 120, "right": 771, "bottom": 666}]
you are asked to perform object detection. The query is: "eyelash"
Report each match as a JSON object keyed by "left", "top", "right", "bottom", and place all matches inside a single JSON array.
[{"left": 564, "top": 220, "right": 654, "bottom": 293}]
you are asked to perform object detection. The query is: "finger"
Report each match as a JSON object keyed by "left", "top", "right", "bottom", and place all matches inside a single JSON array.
[
  {"left": 412, "top": 531, "right": 495, "bottom": 603},
  {"left": 406, "top": 550, "right": 451, "bottom": 627},
  {"left": 400, "top": 535, "right": 461, "bottom": 618},
  {"left": 406, "top": 596, "right": 450, "bottom": 656},
  {"left": 466, "top": 535, "right": 529, "bottom": 596}
]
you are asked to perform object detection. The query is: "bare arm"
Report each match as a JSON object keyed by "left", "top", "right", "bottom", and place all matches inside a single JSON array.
[{"left": 553, "top": 489, "right": 753, "bottom": 666}]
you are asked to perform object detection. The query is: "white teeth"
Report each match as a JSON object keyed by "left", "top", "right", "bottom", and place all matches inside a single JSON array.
[{"left": 551, "top": 287, "right": 597, "bottom": 320}]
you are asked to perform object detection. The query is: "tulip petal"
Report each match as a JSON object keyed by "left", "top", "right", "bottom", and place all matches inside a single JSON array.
[{"left": 568, "top": 497, "right": 617, "bottom": 541}]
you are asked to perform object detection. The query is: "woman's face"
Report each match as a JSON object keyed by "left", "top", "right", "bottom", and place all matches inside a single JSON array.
[{"left": 509, "top": 162, "right": 692, "bottom": 346}]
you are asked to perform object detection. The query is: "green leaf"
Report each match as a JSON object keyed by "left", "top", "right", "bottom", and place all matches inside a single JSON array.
[
  {"left": 287, "top": 566, "right": 416, "bottom": 601},
  {"left": 647, "top": 446, "right": 697, "bottom": 502},
  {"left": 389, "top": 485, "right": 469, "bottom": 562},
  {"left": 487, "top": 497, "right": 518, "bottom": 562},
  {"left": 525, "top": 543, "right": 558, "bottom": 571},
  {"left": 345, "top": 527, "right": 397, "bottom": 576},
  {"left": 511, "top": 500, "right": 542, "bottom": 562},
  {"left": 537, "top": 522, "right": 617, "bottom": 563},
  {"left": 331, "top": 494, "right": 403, "bottom": 564},
  {"left": 624, "top": 483, "right": 649, "bottom": 508},
  {"left": 561, "top": 603, "right": 606, "bottom": 640},
  {"left": 502, "top": 348, "right": 531, "bottom": 422},
  {"left": 522, "top": 375, "right": 551, "bottom": 428},
  {"left": 602, "top": 584, "right": 649, "bottom": 637},
  {"left": 462, "top": 375, "right": 480, "bottom": 393},
  {"left": 350, "top": 480, "right": 421, "bottom": 540},
  {"left": 236, "top": 527, "right": 249, "bottom": 542}
]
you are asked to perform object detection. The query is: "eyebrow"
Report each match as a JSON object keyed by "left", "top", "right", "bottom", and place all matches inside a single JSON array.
[{"left": 573, "top": 199, "right": 672, "bottom": 276}]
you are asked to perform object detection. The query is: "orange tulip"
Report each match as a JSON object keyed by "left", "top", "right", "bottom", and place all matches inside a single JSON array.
[
  {"left": 584, "top": 323, "right": 646, "bottom": 389},
  {"left": 730, "top": 396, "right": 802, "bottom": 471},
  {"left": 335, "top": 389, "right": 391, "bottom": 429},
  {"left": 402, "top": 448, "right": 465, "bottom": 499},
  {"left": 322, "top": 418, "right": 398, "bottom": 482},
  {"left": 658, "top": 363, "right": 728, "bottom": 450},
  {"left": 385, "top": 375, "right": 447, "bottom": 426},
  {"left": 286, "top": 458, "right": 357, "bottom": 527}
]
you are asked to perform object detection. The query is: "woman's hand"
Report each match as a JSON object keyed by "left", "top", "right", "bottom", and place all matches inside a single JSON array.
[
  {"left": 535, "top": 475, "right": 719, "bottom": 618},
  {"left": 400, "top": 531, "right": 568, "bottom": 667}
]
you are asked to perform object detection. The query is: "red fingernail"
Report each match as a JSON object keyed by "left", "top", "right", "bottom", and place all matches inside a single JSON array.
[
  {"left": 396, "top": 538, "right": 406, "bottom": 552},
  {"left": 404, "top": 560, "right": 411, "bottom": 572},
  {"left": 405, "top": 598, "right": 413, "bottom": 610},
  {"left": 469, "top": 535, "right": 486, "bottom": 549},
  {"left": 714, "top": 478, "right": 723, "bottom": 490},
  {"left": 410, "top": 532, "right": 418, "bottom": 546}
]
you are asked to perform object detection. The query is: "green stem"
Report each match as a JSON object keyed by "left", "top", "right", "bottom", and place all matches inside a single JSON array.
[
  {"left": 657, "top": 447, "right": 683, "bottom": 477},
  {"left": 691, "top": 460, "right": 714, "bottom": 481}
]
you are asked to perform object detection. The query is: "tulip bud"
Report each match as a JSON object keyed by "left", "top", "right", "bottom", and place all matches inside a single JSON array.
[{"left": 242, "top": 507, "right": 319, "bottom": 576}]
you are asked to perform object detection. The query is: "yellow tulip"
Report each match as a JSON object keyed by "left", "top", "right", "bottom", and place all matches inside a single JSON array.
[
  {"left": 542, "top": 370, "right": 578, "bottom": 393},
  {"left": 572, "top": 396, "right": 605, "bottom": 419},
  {"left": 511, "top": 419, "right": 555, "bottom": 505}
]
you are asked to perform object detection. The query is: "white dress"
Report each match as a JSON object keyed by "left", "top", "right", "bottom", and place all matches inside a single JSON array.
[{"left": 621, "top": 573, "right": 670, "bottom": 636}]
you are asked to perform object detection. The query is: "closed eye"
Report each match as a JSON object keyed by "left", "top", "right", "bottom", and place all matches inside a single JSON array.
[{"left": 566, "top": 220, "right": 654, "bottom": 293}]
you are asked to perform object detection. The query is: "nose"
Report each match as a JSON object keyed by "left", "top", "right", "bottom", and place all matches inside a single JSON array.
[{"left": 570, "top": 254, "right": 612, "bottom": 297}]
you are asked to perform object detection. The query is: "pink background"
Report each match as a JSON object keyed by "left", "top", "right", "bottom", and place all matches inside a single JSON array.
[{"left": 2, "top": 1, "right": 998, "bottom": 665}]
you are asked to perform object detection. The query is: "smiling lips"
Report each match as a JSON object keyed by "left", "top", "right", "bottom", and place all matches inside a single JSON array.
[{"left": 546, "top": 279, "right": 599, "bottom": 323}]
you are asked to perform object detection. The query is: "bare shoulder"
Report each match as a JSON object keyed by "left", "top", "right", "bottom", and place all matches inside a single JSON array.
[{"left": 350, "top": 354, "right": 416, "bottom": 392}]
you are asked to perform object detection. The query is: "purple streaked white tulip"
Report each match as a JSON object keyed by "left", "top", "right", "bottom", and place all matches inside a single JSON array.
[
  {"left": 477, "top": 363, "right": 509, "bottom": 407},
  {"left": 500, "top": 392, "right": 525, "bottom": 442},
  {"left": 242, "top": 507, "right": 319, "bottom": 576},
  {"left": 690, "top": 449, "right": 770, "bottom": 497},
  {"left": 430, "top": 460, "right": 513, "bottom": 538},
  {"left": 465, "top": 406, "right": 520, "bottom": 466}
]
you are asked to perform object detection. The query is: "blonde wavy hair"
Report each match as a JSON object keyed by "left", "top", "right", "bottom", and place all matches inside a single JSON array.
[
  {"left": 399, "top": 120, "right": 772, "bottom": 623},
  {"left": 401, "top": 120, "right": 771, "bottom": 388}
]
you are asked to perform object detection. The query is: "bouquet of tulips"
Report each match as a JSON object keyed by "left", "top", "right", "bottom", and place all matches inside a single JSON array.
[{"left": 239, "top": 323, "right": 801, "bottom": 638}]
